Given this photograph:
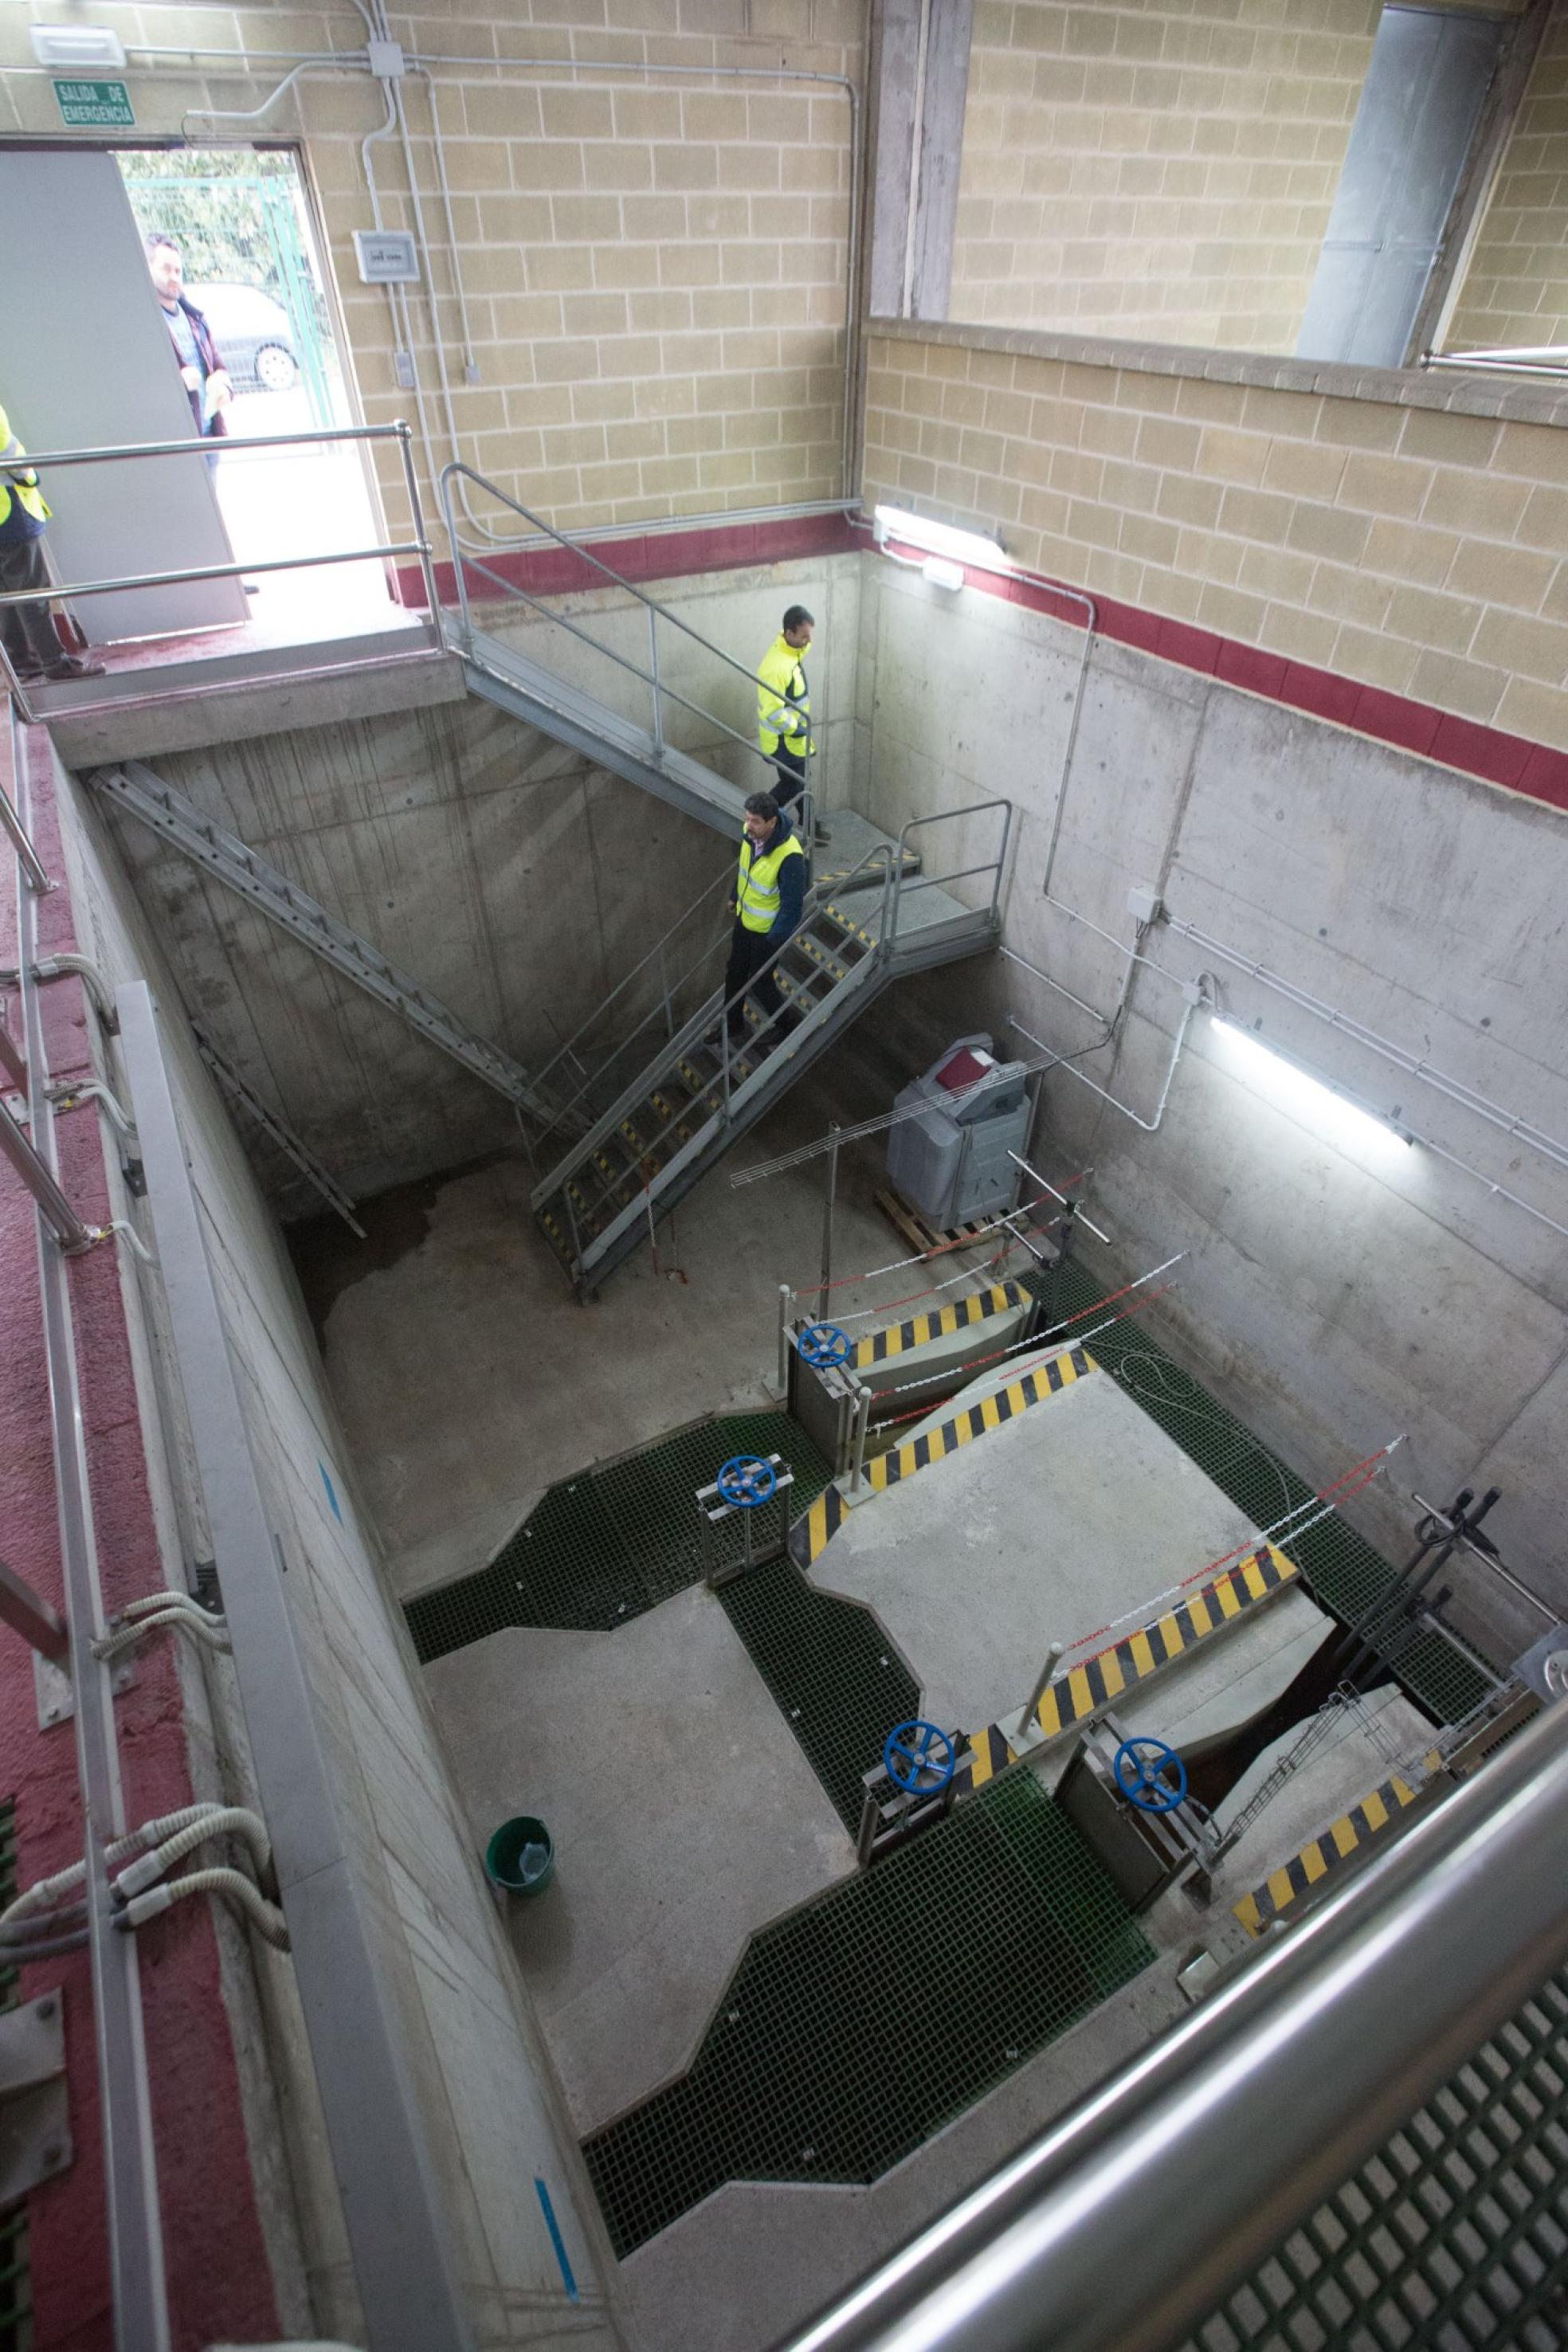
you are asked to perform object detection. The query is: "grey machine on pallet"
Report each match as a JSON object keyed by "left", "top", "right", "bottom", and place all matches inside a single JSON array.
[{"left": 886, "top": 1034, "right": 1032, "bottom": 1229}]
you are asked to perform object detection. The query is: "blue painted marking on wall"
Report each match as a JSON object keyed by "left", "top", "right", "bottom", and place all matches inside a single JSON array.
[
  {"left": 319, "top": 1462, "right": 343, "bottom": 1523},
  {"left": 534, "top": 2177, "right": 579, "bottom": 2303}
]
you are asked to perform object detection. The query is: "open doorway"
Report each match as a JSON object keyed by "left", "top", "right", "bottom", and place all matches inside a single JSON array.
[{"left": 114, "top": 146, "right": 393, "bottom": 645}]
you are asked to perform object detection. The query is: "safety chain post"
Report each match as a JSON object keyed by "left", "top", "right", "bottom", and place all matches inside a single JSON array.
[
  {"left": 777, "top": 1283, "right": 794, "bottom": 1392},
  {"left": 817, "top": 1122, "right": 840, "bottom": 1319}
]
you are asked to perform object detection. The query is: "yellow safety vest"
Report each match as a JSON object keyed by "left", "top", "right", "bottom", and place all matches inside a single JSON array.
[
  {"left": 737, "top": 826, "right": 805, "bottom": 935},
  {"left": 0, "top": 405, "right": 50, "bottom": 535},
  {"left": 757, "top": 634, "right": 812, "bottom": 758}
]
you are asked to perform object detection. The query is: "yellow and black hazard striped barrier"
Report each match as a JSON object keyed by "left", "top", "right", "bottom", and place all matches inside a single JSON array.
[
  {"left": 851, "top": 1280, "right": 1028, "bottom": 1370},
  {"left": 786, "top": 1345, "right": 1093, "bottom": 1570},
  {"left": 966, "top": 1541, "right": 1300, "bottom": 1788},
  {"left": 865, "top": 1345, "right": 1095, "bottom": 1498},
  {"left": 1233, "top": 1760, "right": 1437, "bottom": 1938}
]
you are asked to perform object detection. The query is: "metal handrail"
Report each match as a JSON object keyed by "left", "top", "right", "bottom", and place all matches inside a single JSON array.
[
  {"left": 783, "top": 1693, "right": 1568, "bottom": 2352},
  {"left": 889, "top": 798, "right": 1013, "bottom": 940},
  {"left": 0, "top": 420, "right": 441, "bottom": 727},
  {"left": 532, "top": 841, "right": 893, "bottom": 1222},
  {"left": 529, "top": 864, "right": 735, "bottom": 1107},
  {"left": 437, "top": 462, "right": 819, "bottom": 800}
]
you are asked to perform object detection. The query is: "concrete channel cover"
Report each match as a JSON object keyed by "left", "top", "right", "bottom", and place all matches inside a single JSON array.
[
  {"left": 812, "top": 1364, "right": 1284, "bottom": 1736},
  {"left": 424, "top": 1584, "right": 855, "bottom": 2135}
]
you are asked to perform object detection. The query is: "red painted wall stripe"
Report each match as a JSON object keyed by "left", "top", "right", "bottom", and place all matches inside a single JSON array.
[
  {"left": 0, "top": 734, "right": 280, "bottom": 2350},
  {"left": 407, "top": 508, "right": 1568, "bottom": 816}
]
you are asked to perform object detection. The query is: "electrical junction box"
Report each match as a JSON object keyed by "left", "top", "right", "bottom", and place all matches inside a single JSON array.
[
  {"left": 885, "top": 1034, "right": 1030, "bottom": 1229},
  {"left": 353, "top": 229, "right": 421, "bottom": 284}
]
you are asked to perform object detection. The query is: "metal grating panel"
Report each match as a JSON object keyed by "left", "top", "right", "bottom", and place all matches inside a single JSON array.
[
  {"left": 582, "top": 1772, "right": 1155, "bottom": 2256},
  {"left": 719, "top": 1557, "right": 923, "bottom": 1831},
  {"left": 1022, "top": 1265, "right": 1494, "bottom": 1724},
  {"left": 0, "top": 1797, "right": 32, "bottom": 2352},
  {"left": 1182, "top": 1966, "right": 1568, "bottom": 2352},
  {"left": 406, "top": 1412, "right": 833, "bottom": 1660}
]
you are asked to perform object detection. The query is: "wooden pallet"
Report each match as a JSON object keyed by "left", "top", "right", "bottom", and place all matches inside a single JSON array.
[{"left": 873, "top": 1186, "right": 1007, "bottom": 1261}]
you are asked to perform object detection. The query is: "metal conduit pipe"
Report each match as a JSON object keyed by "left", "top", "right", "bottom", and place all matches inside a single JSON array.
[
  {"left": 1007, "top": 1001, "right": 1201, "bottom": 1135},
  {"left": 1162, "top": 910, "right": 1568, "bottom": 1182},
  {"left": 785, "top": 1693, "right": 1568, "bottom": 2352}
]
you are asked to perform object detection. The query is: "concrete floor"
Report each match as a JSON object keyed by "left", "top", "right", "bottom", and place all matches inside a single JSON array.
[
  {"left": 312, "top": 1060, "right": 947, "bottom": 1600},
  {"left": 425, "top": 1587, "right": 855, "bottom": 2134},
  {"left": 813, "top": 1363, "right": 1268, "bottom": 1735}
]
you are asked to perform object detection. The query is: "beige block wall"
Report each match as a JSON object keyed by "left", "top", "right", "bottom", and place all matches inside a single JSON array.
[
  {"left": 0, "top": 0, "right": 864, "bottom": 538},
  {"left": 1447, "top": 10, "right": 1568, "bottom": 356},
  {"left": 864, "top": 321, "right": 1568, "bottom": 751},
  {"left": 950, "top": 0, "right": 1529, "bottom": 355}
]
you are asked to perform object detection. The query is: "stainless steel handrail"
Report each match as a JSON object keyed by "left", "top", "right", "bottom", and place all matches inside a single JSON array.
[
  {"left": 530, "top": 865, "right": 735, "bottom": 1107},
  {"left": 784, "top": 1693, "right": 1568, "bottom": 2352},
  {"left": 437, "top": 461, "right": 821, "bottom": 802},
  {"left": 532, "top": 841, "right": 894, "bottom": 1225},
  {"left": 889, "top": 798, "right": 1014, "bottom": 939},
  {"left": 7, "top": 736, "right": 172, "bottom": 2349},
  {"left": 0, "top": 420, "right": 441, "bottom": 725}
]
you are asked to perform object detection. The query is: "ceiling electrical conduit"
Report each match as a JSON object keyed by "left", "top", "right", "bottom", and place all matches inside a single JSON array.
[{"left": 173, "top": 24, "right": 864, "bottom": 539}]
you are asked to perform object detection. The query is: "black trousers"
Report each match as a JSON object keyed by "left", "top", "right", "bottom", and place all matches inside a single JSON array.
[
  {"left": 723, "top": 920, "right": 787, "bottom": 1044},
  {"left": 0, "top": 537, "right": 63, "bottom": 679},
  {"left": 772, "top": 744, "right": 806, "bottom": 812}
]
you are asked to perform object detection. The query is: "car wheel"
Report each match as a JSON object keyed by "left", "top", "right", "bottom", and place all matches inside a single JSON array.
[{"left": 255, "top": 343, "right": 298, "bottom": 393}]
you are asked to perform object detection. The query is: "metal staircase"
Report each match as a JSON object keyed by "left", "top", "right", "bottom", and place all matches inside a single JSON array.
[
  {"left": 529, "top": 801, "right": 1012, "bottom": 1292},
  {"left": 440, "top": 461, "right": 779, "bottom": 835}
]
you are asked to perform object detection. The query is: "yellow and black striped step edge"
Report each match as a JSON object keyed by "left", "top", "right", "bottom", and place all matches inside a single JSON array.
[
  {"left": 786, "top": 1345, "right": 1094, "bottom": 1572},
  {"left": 852, "top": 1280, "right": 1027, "bottom": 1370},
  {"left": 967, "top": 1541, "right": 1300, "bottom": 1788},
  {"left": 1233, "top": 1758, "right": 1438, "bottom": 1938},
  {"left": 865, "top": 1344, "right": 1093, "bottom": 1496},
  {"left": 822, "top": 901, "right": 876, "bottom": 949}
]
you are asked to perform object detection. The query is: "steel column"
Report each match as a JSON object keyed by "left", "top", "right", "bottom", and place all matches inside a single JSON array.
[{"left": 115, "top": 982, "right": 476, "bottom": 2352}]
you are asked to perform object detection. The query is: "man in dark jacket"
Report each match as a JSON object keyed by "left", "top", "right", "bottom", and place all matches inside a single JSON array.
[
  {"left": 723, "top": 792, "right": 806, "bottom": 1052},
  {"left": 146, "top": 235, "right": 233, "bottom": 465}
]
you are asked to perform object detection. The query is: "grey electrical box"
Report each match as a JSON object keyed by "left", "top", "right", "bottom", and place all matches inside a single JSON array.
[
  {"left": 885, "top": 1034, "right": 1031, "bottom": 1229},
  {"left": 353, "top": 229, "right": 420, "bottom": 284}
]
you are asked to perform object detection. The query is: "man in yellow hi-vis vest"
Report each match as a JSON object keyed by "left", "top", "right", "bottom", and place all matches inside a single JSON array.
[
  {"left": 723, "top": 790, "right": 806, "bottom": 1052},
  {"left": 756, "top": 604, "right": 815, "bottom": 818},
  {"left": 0, "top": 402, "right": 103, "bottom": 688}
]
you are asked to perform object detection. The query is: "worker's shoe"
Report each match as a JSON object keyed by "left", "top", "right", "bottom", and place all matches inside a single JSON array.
[{"left": 17, "top": 653, "right": 106, "bottom": 684}]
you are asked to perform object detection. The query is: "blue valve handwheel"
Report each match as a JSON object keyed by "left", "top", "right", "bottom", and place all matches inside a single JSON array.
[
  {"left": 716, "top": 1454, "right": 777, "bottom": 1509},
  {"left": 1112, "top": 1736, "right": 1187, "bottom": 1814},
  {"left": 884, "top": 1719, "right": 956, "bottom": 1795},
  {"left": 798, "top": 1323, "right": 852, "bottom": 1369}
]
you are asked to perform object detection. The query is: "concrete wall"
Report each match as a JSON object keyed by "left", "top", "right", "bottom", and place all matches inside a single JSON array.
[
  {"left": 1447, "top": 9, "right": 1568, "bottom": 356},
  {"left": 0, "top": 0, "right": 863, "bottom": 539},
  {"left": 53, "top": 748, "right": 624, "bottom": 2347},
  {"left": 92, "top": 555, "right": 858, "bottom": 1213},
  {"left": 863, "top": 319, "right": 1568, "bottom": 758},
  {"left": 856, "top": 554, "right": 1568, "bottom": 1651}
]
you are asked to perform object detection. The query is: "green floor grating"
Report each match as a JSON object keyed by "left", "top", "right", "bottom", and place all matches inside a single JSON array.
[
  {"left": 719, "top": 1558, "right": 923, "bottom": 1832},
  {"left": 582, "top": 1770, "right": 1155, "bottom": 2256},
  {"left": 1180, "top": 1962, "right": 1568, "bottom": 2352},
  {"left": 406, "top": 1412, "right": 833, "bottom": 1660},
  {"left": 1025, "top": 1263, "right": 1495, "bottom": 1724}
]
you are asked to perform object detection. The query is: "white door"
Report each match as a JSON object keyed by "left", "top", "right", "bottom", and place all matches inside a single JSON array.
[{"left": 0, "top": 147, "right": 249, "bottom": 641}]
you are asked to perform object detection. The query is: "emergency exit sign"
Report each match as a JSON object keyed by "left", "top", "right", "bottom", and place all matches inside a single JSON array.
[{"left": 53, "top": 77, "right": 135, "bottom": 127}]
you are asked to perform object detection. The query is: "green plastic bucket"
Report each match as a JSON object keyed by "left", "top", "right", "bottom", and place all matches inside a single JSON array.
[{"left": 485, "top": 1815, "right": 555, "bottom": 1897}]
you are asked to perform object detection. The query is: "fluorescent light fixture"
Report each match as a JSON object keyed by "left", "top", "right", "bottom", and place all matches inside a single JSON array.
[
  {"left": 920, "top": 555, "right": 965, "bottom": 592},
  {"left": 30, "top": 24, "right": 127, "bottom": 69},
  {"left": 1210, "top": 1017, "right": 1413, "bottom": 1156},
  {"left": 873, "top": 504, "right": 1011, "bottom": 573}
]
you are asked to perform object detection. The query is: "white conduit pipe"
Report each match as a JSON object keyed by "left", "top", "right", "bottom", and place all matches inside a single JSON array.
[
  {"left": 120, "top": 1868, "right": 291, "bottom": 1951},
  {"left": 114, "top": 1806, "right": 271, "bottom": 1896},
  {"left": 1009, "top": 1000, "right": 1201, "bottom": 1134},
  {"left": 90, "top": 1605, "right": 232, "bottom": 1662},
  {"left": 0, "top": 1802, "right": 242, "bottom": 1928}
]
